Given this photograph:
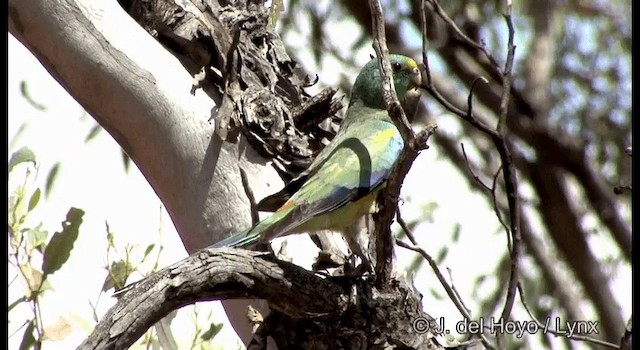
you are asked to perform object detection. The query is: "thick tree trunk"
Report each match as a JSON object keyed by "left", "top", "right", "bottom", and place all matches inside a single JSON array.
[
  {"left": 9, "top": 1, "right": 456, "bottom": 349},
  {"left": 8, "top": 0, "right": 281, "bottom": 345},
  {"left": 8, "top": 0, "right": 281, "bottom": 252},
  {"left": 77, "top": 249, "right": 451, "bottom": 350}
]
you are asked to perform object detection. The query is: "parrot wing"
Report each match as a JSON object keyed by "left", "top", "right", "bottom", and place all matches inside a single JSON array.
[
  {"left": 256, "top": 121, "right": 355, "bottom": 212},
  {"left": 211, "top": 116, "right": 402, "bottom": 248},
  {"left": 212, "top": 54, "right": 421, "bottom": 248},
  {"left": 256, "top": 116, "right": 404, "bottom": 242}
]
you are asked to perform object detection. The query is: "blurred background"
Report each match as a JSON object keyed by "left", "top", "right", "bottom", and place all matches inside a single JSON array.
[{"left": 8, "top": 0, "right": 631, "bottom": 349}]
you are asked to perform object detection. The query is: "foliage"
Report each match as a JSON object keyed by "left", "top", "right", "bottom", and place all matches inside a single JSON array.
[
  {"left": 279, "top": 0, "right": 631, "bottom": 347},
  {"left": 9, "top": 0, "right": 631, "bottom": 348},
  {"left": 8, "top": 147, "right": 84, "bottom": 350},
  {"left": 7, "top": 105, "right": 225, "bottom": 350}
]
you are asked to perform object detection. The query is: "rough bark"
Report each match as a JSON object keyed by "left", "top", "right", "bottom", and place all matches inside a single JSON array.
[
  {"left": 8, "top": 0, "right": 274, "bottom": 253},
  {"left": 338, "top": 0, "right": 629, "bottom": 343},
  {"left": 10, "top": 0, "right": 453, "bottom": 348},
  {"left": 77, "top": 248, "right": 452, "bottom": 350},
  {"left": 9, "top": 1, "right": 288, "bottom": 343}
]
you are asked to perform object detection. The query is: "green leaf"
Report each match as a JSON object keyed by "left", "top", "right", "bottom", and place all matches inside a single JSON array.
[
  {"left": 200, "top": 322, "right": 224, "bottom": 341},
  {"left": 102, "top": 260, "right": 135, "bottom": 292},
  {"left": 429, "top": 288, "right": 444, "bottom": 300},
  {"left": 436, "top": 247, "right": 448, "bottom": 264},
  {"left": 42, "top": 208, "right": 84, "bottom": 279},
  {"left": 9, "top": 123, "right": 28, "bottom": 150},
  {"left": 84, "top": 124, "right": 102, "bottom": 143},
  {"left": 8, "top": 296, "right": 27, "bottom": 312},
  {"left": 20, "top": 80, "right": 47, "bottom": 111},
  {"left": 142, "top": 244, "right": 156, "bottom": 261},
  {"left": 121, "top": 149, "right": 131, "bottom": 172},
  {"left": 405, "top": 254, "right": 424, "bottom": 276},
  {"left": 8, "top": 147, "right": 36, "bottom": 174},
  {"left": 451, "top": 223, "right": 461, "bottom": 242},
  {"left": 18, "top": 320, "right": 36, "bottom": 350},
  {"left": 25, "top": 224, "right": 49, "bottom": 252},
  {"left": 27, "top": 188, "right": 41, "bottom": 212},
  {"left": 105, "top": 221, "right": 114, "bottom": 247},
  {"left": 44, "top": 162, "right": 61, "bottom": 197}
]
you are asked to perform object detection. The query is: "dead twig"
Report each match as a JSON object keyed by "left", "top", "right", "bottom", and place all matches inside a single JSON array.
[
  {"left": 239, "top": 168, "right": 259, "bottom": 225},
  {"left": 419, "top": 0, "right": 523, "bottom": 341},
  {"left": 517, "top": 282, "right": 619, "bottom": 349},
  {"left": 368, "top": 0, "right": 438, "bottom": 288},
  {"left": 396, "top": 239, "right": 495, "bottom": 350}
]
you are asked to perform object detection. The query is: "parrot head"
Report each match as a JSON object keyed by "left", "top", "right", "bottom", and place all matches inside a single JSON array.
[{"left": 349, "top": 54, "right": 422, "bottom": 110}]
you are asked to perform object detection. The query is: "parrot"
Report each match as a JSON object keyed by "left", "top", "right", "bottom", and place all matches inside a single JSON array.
[{"left": 212, "top": 54, "right": 422, "bottom": 249}]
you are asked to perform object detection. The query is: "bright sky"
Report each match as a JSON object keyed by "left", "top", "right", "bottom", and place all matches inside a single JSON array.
[
  {"left": 8, "top": 24, "right": 630, "bottom": 350},
  {"left": 7, "top": 35, "right": 242, "bottom": 349}
]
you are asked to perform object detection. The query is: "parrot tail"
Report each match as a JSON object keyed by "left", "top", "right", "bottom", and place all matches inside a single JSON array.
[
  {"left": 209, "top": 205, "right": 295, "bottom": 248},
  {"left": 209, "top": 227, "right": 258, "bottom": 248}
]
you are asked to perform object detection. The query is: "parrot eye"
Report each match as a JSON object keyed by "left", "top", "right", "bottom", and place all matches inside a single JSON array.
[{"left": 391, "top": 62, "right": 403, "bottom": 72}]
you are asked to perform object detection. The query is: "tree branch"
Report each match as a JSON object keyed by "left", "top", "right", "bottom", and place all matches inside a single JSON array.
[
  {"left": 494, "top": 3, "right": 521, "bottom": 327},
  {"left": 79, "top": 247, "right": 454, "bottom": 349},
  {"left": 78, "top": 249, "right": 349, "bottom": 349},
  {"left": 8, "top": 0, "right": 267, "bottom": 253},
  {"left": 419, "top": 1, "right": 522, "bottom": 327},
  {"left": 396, "top": 239, "right": 494, "bottom": 350},
  {"left": 368, "top": 0, "right": 437, "bottom": 289},
  {"left": 517, "top": 282, "right": 619, "bottom": 349}
]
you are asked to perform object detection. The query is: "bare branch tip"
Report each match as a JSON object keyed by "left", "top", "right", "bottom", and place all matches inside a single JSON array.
[
  {"left": 504, "top": 0, "right": 513, "bottom": 16},
  {"left": 467, "top": 76, "right": 489, "bottom": 118},
  {"left": 415, "top": 124, "right": 437, "bottom": 150}
]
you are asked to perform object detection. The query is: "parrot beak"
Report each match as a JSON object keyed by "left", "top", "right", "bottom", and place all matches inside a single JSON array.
[{"left": 409, "top": 67, "right": 422, "bottom": 90}]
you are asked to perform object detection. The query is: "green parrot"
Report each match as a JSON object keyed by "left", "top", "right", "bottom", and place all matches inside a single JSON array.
[{"left": 212, "top": 54, "right": 422, "bottom": 248}]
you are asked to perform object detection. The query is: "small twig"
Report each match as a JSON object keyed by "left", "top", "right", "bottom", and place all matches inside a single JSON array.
[
  {"left": 395, "top": 208, "right": 418, "bottom": 246},
  {"left": 613, "top": 184, "right": 632, "bottom": 195},
  {"left": 396, "top": 239, "right": 495, "bottom": 350},
  {"left": 239, "top": 168, "right": 259, "bottom": 225},
  {"left": 369, "top": 0, "right": 400, "bottom": 288},
  {"left": 496, "top": 2, "right": 521, "bottom": 327},
  {"left": 497, "top": 1, "right": 516, "bottom": 134},
  {"left": 517, "top": 282, "right": 619, "bottom": 349},
  {"left": 460, "top": 143, "right": 493, "bottom": 192},
  {"left": 426, "top": 0, "right": 505, "bottom": 75},
  {"left": 467, "top": 76, "right": 489, "bottom": 120},
  {"left": 369, "top": 6, "right": 413, "bottom": 144},
  {"left": 420, "top": 0, "right": 433, "bottom": 86},
  {"left": 422, "top": 0, "right": 523, "bottom": 336},
  {"left": 446, "top": 267, "right": 472, "bottom": 317},
  {"left": 459, "top": 142, "right": 510, "bottom": 243},
  {"left": 490, "top": 165, "right": 512, "bottom": 252},
  {"left": 369, "top": 0, "right": 438, "bottom": 288}
]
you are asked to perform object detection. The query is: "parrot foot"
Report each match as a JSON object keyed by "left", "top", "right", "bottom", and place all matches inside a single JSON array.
[
  {"left": 313, "top": 250, "right": 347, "bottom": 271},
  {"left": 344, "top": 260, "right": 373, "bottom": 277}
]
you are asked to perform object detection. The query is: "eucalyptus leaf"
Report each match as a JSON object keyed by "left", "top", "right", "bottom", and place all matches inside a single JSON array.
[
  {"left": 8, "top": 296, "right": 27, "bottom": 312},
  {"left": 18, "top": 320, "right": 36, "bottom": 350},
  {"left": 42, "top": 208, "right": 84, "bottom": 279},
  {"left": 20, "top": 80, "right": 47, "bottom": 111},
  {"left": 200, "top": 322, "right": 224, "bottom": 341},
  {"left": 27, "top": 188, "right": 41, "bottom": 212},
  {"left": 45, "top": 162, "right": 61, "bottom": 197},
  {"left": 8, "top": 147, "right": 36, "bottom": 174}
]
